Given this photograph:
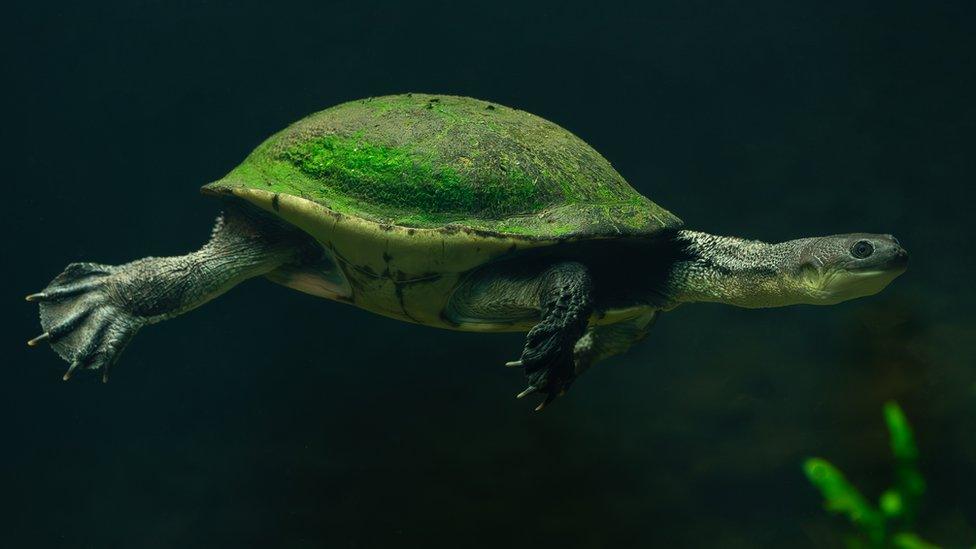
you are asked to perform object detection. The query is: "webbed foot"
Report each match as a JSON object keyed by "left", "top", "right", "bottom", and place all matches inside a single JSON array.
[
  {"left": 506, "top": 261, "right": 593, "bottom": 411},
  {"left": 507, "top": 324, "right": 579, "bottom": 411},
  {"left": 27, "top": 262, "right": 146, "bottom": 382}
]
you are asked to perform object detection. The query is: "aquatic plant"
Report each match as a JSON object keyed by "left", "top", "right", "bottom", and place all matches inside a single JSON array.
[{"left": 803, "top": 401, "right": 937, "bottom": 548}]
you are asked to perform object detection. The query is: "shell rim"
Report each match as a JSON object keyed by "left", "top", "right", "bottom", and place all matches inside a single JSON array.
[{"left": 201, "top": 185, "right": 683, "bottom": 243}]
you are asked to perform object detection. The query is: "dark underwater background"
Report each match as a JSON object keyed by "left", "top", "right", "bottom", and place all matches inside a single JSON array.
[{"left": 4, "top": 1, "right": 974, "bottom": 547}]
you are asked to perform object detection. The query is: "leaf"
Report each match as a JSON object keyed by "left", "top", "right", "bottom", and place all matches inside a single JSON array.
[
  {"left": 884, "top": 401, "right": 919, "bottom": 463},
  {"left": 884, "top": 401, "right": 926, "bottom": 520},
  {"left": 880, "top": 489, "right": 903, "bottom": 518},
  {"left": 891, "top": 532, "right": 942, "bottom": 549},
  {"left": 803, "top": 458, "right": 885, "bottom": 544}
]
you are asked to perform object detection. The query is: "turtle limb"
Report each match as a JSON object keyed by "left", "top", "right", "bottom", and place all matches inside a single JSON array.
[
  {"left": 29, "top": 262, "right": 144, "bottom": 382},
  {"left": 509, "top": 261, "right": 593, "bottom": 411},
  {"left": 572, "top": 311, "right": 658, "bottom": 379},
  {"left": 27, "top": 207, "right": 303, "bottom": 382}
]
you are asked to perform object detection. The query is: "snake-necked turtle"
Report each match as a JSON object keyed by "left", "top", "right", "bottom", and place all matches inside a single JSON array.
[{"left": 27, "top": 94, "right": 909, "bottom": 409}]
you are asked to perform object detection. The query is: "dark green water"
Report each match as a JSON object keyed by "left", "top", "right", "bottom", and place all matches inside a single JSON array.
[{"left": 5, "top": 1, "right": 974, "bottom": 547}]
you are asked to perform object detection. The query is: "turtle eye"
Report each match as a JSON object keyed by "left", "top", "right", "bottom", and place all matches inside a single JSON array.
[{"left": 851, "top": 240, "right": 874, "bottom": 259}]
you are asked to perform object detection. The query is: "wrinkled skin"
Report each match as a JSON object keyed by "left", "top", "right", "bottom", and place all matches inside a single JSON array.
[{"left": 27, "top": 207, "right": 908, "bottom": 411}]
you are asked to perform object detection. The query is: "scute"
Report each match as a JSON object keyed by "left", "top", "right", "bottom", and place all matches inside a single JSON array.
[{"left": 203, "top": 94, "right": 681, "bottom": 239}]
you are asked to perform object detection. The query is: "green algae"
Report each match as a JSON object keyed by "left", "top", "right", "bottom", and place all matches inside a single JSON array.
[
  {"left": 204, "top": 93, "right": 684, "bottom": 238},
  {"left": 283, "top": 135, "right": 543, "bottom": 217}
]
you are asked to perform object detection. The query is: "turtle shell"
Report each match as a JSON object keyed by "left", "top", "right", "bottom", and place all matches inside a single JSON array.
[
  {"left": 203, "top": 93, "right": 681, "bottom": 239},
  {"left": 201, "top": 94, "right": 682, "bottom": 328}
]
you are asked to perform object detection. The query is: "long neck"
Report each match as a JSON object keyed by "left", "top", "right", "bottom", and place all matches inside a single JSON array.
[{"left": 663, "top": 230, "right": 810, "bottom": 309}]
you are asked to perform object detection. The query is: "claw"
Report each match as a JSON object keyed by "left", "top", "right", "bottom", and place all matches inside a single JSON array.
[
  {"left": 27, "top": 333, "right": 50, "bottom": 347},
  {"left": 534, "top": 392, "right": 558, "bottom": 412},
  {"left": 90, "top": 356, "right": 112, "bottom": 383},
  {"left": 516, "top": 386, "right": 537, "bottom": 399},
  {"left": 25, "top": 292, "right": 47, "bottom": 302},
  {"left": 62, "top": 360, "right": 82, "bottom": 381},
  {"left": 505, "top": 360, "right": 523, "bottom": 368}
]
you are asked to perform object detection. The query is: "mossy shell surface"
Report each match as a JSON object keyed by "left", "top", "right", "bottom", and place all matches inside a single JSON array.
[
  {"left": 204, "top": 93, "right": 680, "bottom": 239},
  {"left": 201, "top": 94, "right": 681, "bottom": 329}
]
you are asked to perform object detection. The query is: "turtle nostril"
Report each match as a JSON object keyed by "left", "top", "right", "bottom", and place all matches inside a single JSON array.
[
  {"left": 887, "top": 235, "right": 901, "bottom": 247},
  {"left": 891, "top": 247, "right": 909, "bottom": 267}
]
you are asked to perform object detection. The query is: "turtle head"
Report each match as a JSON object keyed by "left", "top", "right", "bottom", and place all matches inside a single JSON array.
[
  {"left": 664, "top": 230, "right": 908, "bottom": 309},
  {"left": 794, "top": 233, "right": 908, "bottom": 305}
]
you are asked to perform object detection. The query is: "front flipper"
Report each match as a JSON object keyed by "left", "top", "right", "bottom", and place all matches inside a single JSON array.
[
  {"left": 507, "top": 262, "right": 593, "bottom": 411},
  {"left": 27, "top": 207, "right": 307, "bottom": 382},
  {"left": 27, "top": 262, "right": 146, "bottom": 382}
]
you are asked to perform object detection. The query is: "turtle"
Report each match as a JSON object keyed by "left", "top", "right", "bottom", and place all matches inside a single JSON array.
[{"left": 26, "top": 93, "right": 909, "bottom": 410}]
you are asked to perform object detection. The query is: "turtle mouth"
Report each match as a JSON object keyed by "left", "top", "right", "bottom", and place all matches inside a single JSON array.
[
  {"left": 886, "top": 248, "right": 910, "bottom": 271},
  {"left": 815, "top": 263, "right": 906, "bottom": 304},
  {"left": 846, "top": 248, "right": 909, "bottom": 275}
]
